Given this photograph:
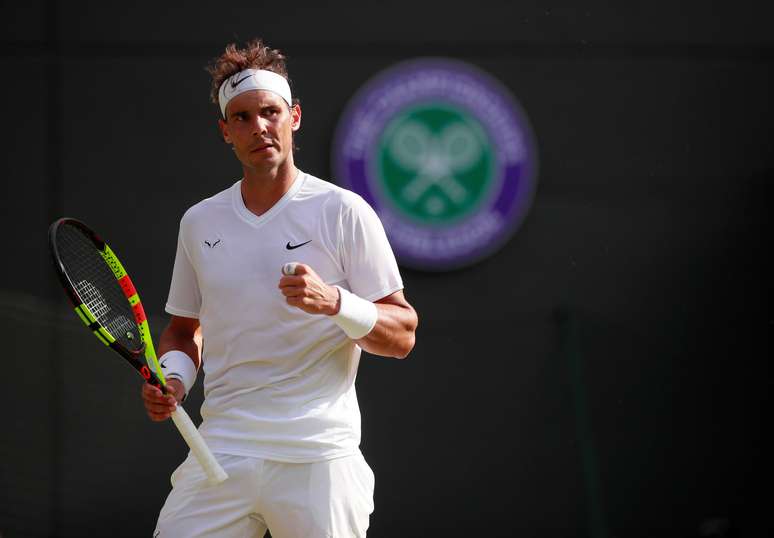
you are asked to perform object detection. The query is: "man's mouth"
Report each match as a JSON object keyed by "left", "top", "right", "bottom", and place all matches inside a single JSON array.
[{"left": 251, "top": 142, "right": 273, "bottom": 153}]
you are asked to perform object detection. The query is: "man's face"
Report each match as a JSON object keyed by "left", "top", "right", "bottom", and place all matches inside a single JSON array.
[{"left": 218, "top": 90, "right": 301, "bottom": 173}]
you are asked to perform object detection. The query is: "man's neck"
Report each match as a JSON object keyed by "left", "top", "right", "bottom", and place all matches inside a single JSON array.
[{"left": 240, "top": 160, "right": 299, "bottom": 217}]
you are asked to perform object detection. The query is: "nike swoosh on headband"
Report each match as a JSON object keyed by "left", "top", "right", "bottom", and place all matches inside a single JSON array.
[
  {"left": 230, "top": 74, "right": 253, "bottom": 89},
  {"left": 218, "top": 69, "right": 293, "bottom": 117}
]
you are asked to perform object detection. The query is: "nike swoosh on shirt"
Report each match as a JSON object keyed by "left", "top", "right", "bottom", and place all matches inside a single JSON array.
[{"left": 286, "top": 240, "right": 312, "bottom": 250}]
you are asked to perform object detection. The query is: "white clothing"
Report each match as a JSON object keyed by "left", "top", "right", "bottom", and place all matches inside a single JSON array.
[
  {"left": 154, "top": 452, "right": 374, "bottom": 538},
  {"left": 165, "top": 171, "right": 403, "bottom": 462}
]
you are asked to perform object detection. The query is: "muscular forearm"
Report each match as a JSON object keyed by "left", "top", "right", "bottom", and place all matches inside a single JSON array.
[
  {"left": 277, "top": 263, "right": 417, "bottom": 359},
  {"left": 157, "top": 323, "right": 202, "bottom": 370},
  {"left": 356, "top": 302, "right": 417, "bottom": 359},
  {"left": 143, "top": 317, "right": 201, "bottom": 417}
]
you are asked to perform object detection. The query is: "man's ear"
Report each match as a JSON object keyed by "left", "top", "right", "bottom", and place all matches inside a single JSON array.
[
  {"left": 218, "top": 118, "right": 231, "bottom": 143},
  {"left": 290, "top": 104, "right": 302, "bottom": 132}
]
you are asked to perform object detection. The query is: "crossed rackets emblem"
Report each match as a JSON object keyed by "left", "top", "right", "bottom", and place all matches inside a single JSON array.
[{"left": 387, "top": 120, "right": 482, "bottom": 212}]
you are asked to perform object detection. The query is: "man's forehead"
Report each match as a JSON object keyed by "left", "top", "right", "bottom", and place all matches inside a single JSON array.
[{"left": 226, "top": 89, "right": 286, "bottom": 112}]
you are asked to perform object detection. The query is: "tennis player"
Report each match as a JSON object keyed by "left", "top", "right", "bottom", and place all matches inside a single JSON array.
[{"left": 141, "top": 39, "right": 418, "bottom": 537}]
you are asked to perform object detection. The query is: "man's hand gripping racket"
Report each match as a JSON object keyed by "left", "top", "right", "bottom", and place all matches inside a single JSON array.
[{"left": 48, "top": 218, "right": 227, "bottom": 485}]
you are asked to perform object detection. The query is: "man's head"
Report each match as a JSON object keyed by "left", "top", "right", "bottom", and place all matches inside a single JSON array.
[{"left": 207, "top": 39, "right": 301, "bottom": 174}]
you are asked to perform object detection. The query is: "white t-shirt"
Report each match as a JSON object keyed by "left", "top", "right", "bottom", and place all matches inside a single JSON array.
[{"left": 165, "top": 171, "right": 403, "bottom": 462}]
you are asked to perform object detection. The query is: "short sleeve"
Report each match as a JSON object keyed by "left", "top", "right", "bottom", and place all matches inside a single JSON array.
[
  {"left": 165, "top": 220, "right": 201, "bottom": 318},
  {"left": 340, "top": 195, "right": 404, "bottom": 301}
]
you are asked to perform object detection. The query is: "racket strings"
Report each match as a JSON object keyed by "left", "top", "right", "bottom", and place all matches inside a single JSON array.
[
  {"left": 76, "top": 279, "right": 137, "bottom": 341},
  {"left": 76, "top": 279, "right": 111, "bottom": 319},
  {"left": 55, "top": 223, "right": 144, "bottom": 353}
]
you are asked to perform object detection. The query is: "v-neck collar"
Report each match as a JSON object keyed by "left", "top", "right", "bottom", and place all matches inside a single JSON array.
[{"left": 231, "top": 170, "right": 305, "bottom": 228}]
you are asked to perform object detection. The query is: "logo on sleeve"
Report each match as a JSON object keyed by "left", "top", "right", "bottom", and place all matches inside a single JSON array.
[{"left": 204, "top": 239, "right": 221, "bottom": 248}]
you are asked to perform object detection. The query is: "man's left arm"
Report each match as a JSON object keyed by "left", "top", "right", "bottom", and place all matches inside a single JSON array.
[
  {"left": 278, "top": 263, "right": 418, "bottom": 359},
  {"left": 355, "top": 290, "right": 417, "bottom": 359}
]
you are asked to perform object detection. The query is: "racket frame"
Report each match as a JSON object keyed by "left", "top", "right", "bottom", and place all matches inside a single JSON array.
[
  {"left": 48, "top": 217, "right": 227, "bottom": 485},
  {"left": 49, "top": 218, "right": 166, "bottom": 387}
]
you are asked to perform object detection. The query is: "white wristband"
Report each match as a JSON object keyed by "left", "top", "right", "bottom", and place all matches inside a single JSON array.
[
  {"left": 158, "top": 350, "right": 198, "bottom": 395},
  {"left": 332, "top": 286, "right": 378, "bottom": 340}
]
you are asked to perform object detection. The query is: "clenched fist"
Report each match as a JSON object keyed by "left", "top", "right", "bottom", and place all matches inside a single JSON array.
[
  {"left": 141, "top": 379, "right": 185, "bottom": 421},
  {"left": 278, "top": 263, "right": 340, "bottom": 316}
]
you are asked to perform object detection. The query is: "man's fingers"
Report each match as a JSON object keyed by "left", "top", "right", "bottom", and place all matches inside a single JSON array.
[
  {"left": 148, "top": 403, "right": 173, "bottom": 412},
  {"left": 279, "top": 284, "right": 305, "bottom": 297},
  {"left": 143, "top": 383, "right": 176, "bottom": 403},
  {"left": 146, "top": 399, "right": 176, "bottom": 411},
  {"left": 142, "top": 383, "right": 175, "bottom": 401},
  {"left": 286, "top": 295, "right": 311, "bottom": 307},
  {"left": 282, "top": 262, "right": 313, "bottom": 276},
  {"left": 145, "top": 399, "right": 176, "bottom": 421},
  {"left": 282, "top": 262, "right": 310, "bottom": 276},
  {"left": 278, "top": 275, "right": 305, "bottom": 289},
  {"left": 142, "top": 382, "right": 177, "bottom": 425},
  {"left": 278, "top": 263, "right": 334, "bottom": 314},
  {"left": 142, "top": 382, "right": 163, "bottom": 397}
]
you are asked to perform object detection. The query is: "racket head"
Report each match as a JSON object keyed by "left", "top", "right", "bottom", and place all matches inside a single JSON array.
[{"left": 48, "top": 218, "right": 165, "bottom": 388}]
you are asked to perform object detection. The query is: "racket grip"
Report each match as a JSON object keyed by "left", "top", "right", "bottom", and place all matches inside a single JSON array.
[{"left": 170, "top": 406, "right": 228, "bottom": 485}]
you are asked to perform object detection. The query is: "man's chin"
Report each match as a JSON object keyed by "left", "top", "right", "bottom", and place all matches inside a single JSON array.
[{"left": 244, "top": 155, "right": 282, "bottom": 173}]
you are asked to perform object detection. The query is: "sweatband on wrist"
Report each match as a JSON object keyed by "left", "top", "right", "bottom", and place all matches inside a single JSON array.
[
  {"left": 332, "top": 286, "right": 378, "bottom": 340},
  {"left": 218, "top": 68, "right": 292, "bottom": 118},
  {"left": 159, "top": 350, "right": 198, "bottom": 395}
]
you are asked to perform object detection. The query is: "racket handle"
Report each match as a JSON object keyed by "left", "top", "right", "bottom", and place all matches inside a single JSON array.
[{"left": 170, "top": 406, "right": 228, "bottom": 485}]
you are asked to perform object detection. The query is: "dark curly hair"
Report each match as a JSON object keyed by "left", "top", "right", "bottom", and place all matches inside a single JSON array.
[{"left": 205, "top": 39, "right": 297, "bottom": 113}]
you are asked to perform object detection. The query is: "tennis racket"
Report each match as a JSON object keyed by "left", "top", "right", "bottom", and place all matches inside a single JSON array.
[{"left": 48, "top": 217, "right": 227, "bottom": 485}]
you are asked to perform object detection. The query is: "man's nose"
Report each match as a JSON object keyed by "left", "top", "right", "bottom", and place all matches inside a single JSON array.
[{"left": 251, "top": 115, "right": 269, "bottom": 135}]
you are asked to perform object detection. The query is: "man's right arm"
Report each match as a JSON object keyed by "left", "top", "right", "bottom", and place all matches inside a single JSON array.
[{"left": 141, "top": 315, "right": 201, "bottom": 422}]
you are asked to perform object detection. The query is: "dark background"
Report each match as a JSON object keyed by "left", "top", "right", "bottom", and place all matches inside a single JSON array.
[{"left": 1, "top": 2, "right": 771, "bottom": 537}]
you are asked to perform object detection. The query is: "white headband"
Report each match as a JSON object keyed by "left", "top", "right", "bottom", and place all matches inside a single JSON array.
[{"left": 218, "top": 68, "right": 292, "bottom": 118}]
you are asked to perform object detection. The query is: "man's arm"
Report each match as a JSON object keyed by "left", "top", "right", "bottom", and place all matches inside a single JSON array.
[
  {"left": 141, "top": 315, "right": 201, "bottom": 421},
  {"left": 157, "top": 315, "right": 202, "bottom": 369},
  {"left": 355, "top": 291, "right": 417, "bottom": 359},
  {"left": 278, "top": 264, "right": 418, "bottom": 359}
]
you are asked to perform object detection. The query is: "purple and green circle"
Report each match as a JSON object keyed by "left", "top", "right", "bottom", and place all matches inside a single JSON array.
[{"left": 333, "top": 58, "right": 538, "bottom": 271}]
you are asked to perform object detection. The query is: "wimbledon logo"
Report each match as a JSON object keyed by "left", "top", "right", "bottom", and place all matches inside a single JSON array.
[{"left": 332, "top": 59, "right": 538, "bottom": 271}]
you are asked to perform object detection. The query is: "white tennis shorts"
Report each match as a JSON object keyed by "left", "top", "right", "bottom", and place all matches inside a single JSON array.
[{"left": 153, "top": 452, "right": 375, "bottom": 538}]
